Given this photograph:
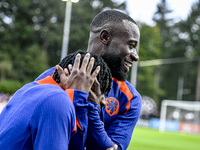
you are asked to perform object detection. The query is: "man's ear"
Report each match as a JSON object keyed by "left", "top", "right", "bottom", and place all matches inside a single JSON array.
[{"left": 100, "top": 29, "right": 111, "bottom": 45}]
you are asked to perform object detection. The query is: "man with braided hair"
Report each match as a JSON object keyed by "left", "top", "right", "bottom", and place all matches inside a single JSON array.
[
  {"left": 0, "top": 51, "right": 112, "bottom": 150},
  {"left": 33, "top": 9, "right": 141, "bottom": 150},
  {"left": 53, "top": 50, "right": 112, "bottom": 96}
]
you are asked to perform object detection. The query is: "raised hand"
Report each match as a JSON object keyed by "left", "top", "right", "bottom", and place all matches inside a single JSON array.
[
  {"left": 88, "top": 78, "right": 106, "bottom": 108},
  {"left": 56, "top": 53, "right": 100, "bottom": 93}
]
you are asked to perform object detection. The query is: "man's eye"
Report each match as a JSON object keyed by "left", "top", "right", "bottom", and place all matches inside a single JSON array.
[{"left": 129, "top": 44, "right": 135, "bottom": 49}]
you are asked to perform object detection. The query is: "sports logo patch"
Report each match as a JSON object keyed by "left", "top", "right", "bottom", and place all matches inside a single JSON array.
[{"left": 105, "top": 97, "right": 119, "bottom": 116}]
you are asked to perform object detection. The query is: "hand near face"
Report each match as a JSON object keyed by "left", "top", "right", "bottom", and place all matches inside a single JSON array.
[
  {"left": 88, "top": 78, "right": 106, "bottom": 108},
  {"left": 56, "top": 53, "right": 100, "bottom": 93}
]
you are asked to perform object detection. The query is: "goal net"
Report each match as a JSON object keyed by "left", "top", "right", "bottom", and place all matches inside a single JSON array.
[{"left": 159, "top": 100, "right": 200, "bottom": 134}]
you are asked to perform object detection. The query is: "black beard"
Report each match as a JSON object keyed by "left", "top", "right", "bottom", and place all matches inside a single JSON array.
[{"left": 101, "top": 53, "right": 128, "bottom": 81}]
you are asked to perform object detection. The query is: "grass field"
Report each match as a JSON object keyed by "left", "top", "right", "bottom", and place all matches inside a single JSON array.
[{"left": 127, "top": 127, "right": 200, "bottom": 150}]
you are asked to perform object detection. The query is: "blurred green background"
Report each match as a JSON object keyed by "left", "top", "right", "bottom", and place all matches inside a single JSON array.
[
  {"left": 0, "top": 0, "right": 200, "bottom": 148},
  {"left": 1, "top": 0, "right": 200, "bottom": 107},
  {"left": 127, "top": 127, "right": 200, "bottom": 150}
]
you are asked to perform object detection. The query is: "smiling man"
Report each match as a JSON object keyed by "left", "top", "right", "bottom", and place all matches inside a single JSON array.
[
  {"left": 86, "top": 10, "right": 141, "bottom": 150},
  {"left": 88, "top": 11, "right": 140, "bottom": 81},
  {"left": 34, "top": 9, "right": 142, "bottom": 150}
]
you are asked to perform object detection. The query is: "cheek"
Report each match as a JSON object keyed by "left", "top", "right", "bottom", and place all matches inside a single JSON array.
[
  {"left": 110, "top": 42, "right": 128, "bottom": 56},
  {"left": 118, "top": 45, "right": 130, "bottom": 57}
]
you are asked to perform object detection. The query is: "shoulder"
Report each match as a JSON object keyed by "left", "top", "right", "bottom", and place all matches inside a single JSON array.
[
  {"left": 27, "top": 83, "right": 73, "bottom": 114},
  {"left": 29, "top": 84, "right": 76, "bottom": 137},
  {"left": 31, "top": 84, "right": 75, "bottom": 122},
  {"left": 125, "top": 80, "right": 141, "bottom": 100},
  {"left": 38, "top": 84, "right": 72, "bottom": 106},
  {"left": 111, "top": 78, "right": 142, "bottom": 114},
  {"left": 112, "top": 78, "right": 141, "bottom": 101}
]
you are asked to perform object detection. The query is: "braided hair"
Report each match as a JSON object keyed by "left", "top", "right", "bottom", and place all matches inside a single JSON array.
[{"left": 53, "top": 50, "right": 112, "bottom": 95}]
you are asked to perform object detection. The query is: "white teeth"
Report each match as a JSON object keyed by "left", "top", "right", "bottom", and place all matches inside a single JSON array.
[{"left": 125, "top": 63, "right": 132, "bottom": 67}]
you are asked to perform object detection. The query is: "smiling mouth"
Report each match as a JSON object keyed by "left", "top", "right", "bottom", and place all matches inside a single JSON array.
[{"left": 124, "top": 61, "right": 132, "bottom": 72}]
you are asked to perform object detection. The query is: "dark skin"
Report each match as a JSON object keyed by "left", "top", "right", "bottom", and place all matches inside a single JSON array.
[
  {"left": 58, "top": 20, "right": 140, "bottom": 150},
  {"left": 56, "top": 53, "right": 105, "bottom": 107},
  {"left": 88, "top": 78, "right": 106, "bottom": 107},
  {"left": 88, "top": 20, "right": 139, "bottom": 150},
  {"left": 56, "top": 53, "right": 100, "bottom": 93},
  {"left": 88, "top": 20, "right": 140, "bottom": 76},
  {"left": 56, "top": 55, "right": 117, "bottom": 150}
]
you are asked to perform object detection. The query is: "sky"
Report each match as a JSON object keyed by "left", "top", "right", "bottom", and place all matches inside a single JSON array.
[{"left": 126, "top": 0, "right": 198, "bottom": 26}]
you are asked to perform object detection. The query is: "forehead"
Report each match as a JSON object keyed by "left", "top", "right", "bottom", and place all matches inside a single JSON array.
[{"left": 117, "top": 20, "right": 140, "bottom": 41}]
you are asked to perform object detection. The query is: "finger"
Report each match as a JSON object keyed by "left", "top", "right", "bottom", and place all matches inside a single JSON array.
[
  {"left": 64, "top": 68, "right": 69, "bottom": 77},
  {"left": 88, "top": 90, "right": 96, "bottom": 102},
  {"left": 100, "top": 96, "right": 106, "bottom": 106},
  {"left": 93, "top": 78, "right": 101, "bottom": 96},
  {"left": 88, "top": 90, "right": 99, "bottom": 104},
  {"left": 80, "top": 53, "right": 90, "bottom": 71},
  {"left": 91, "top": 66, "right": 100, "bottom": 78},
  {"left": 68, "top": 64, "right": 73, "bottom": 74},
  {"left": 87, "top": 57, "right": 95, "bottom": 73},
  {"left": 56, "top": 65, "right": 67, "bottom": 81},
  {"left": 72, "top": 53, "right": 81, "bottom": 71},
  {"left": 56, "top": 65, "right": 64, "bottom": 75}
]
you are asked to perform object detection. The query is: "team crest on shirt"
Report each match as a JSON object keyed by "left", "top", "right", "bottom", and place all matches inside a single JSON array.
[{"left": 105, "top": 97, "right": 119, "bottom": 116}]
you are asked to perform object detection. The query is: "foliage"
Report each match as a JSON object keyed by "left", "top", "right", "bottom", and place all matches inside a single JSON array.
[
  {"left": 2, "top": 0, "right": 199, "bottom": 105},
  {"left": 138, "top": 0, "right": 200, "bottom": 109},
  {"left": 0, "top": 79, "right": 23, "bottom": 94},
  {"left": 68, "top": 0, "right": 126, "bottom": 55},
  {"left": 137, "top": 24, "right": 162, "bottom": 103},
  {"left": 0, "top": 0, "right": 125, "bottom": 94},
  {"left": 159, "top": 0, "right": 200, "bottom": 102},
  {"left": 146, "top": 0, "right": 175, "bottom": 108},
  {"left": 0, "top": 0, "right": 58, "bottom": 83},
  {"left": 139, "top": 25, "right": 161, "bottom": 61},
  {"left": 153, "top": 0, "right": 173, "bottom": 57},
  {"left": 0, "top": 53, "right": 13, "bottom": 80}
]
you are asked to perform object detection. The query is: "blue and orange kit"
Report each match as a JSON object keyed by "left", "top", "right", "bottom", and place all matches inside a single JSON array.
[
  {"left": 35, "top": 67, "right": 142, "bottom": 150},
  {"left": 0, "top": 75, "right": 89, "bottom": 150}
]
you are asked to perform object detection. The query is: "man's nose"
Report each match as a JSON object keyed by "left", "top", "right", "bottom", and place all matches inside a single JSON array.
[{"left": 130, "top": 50, "right": 139, "bottom": 61}]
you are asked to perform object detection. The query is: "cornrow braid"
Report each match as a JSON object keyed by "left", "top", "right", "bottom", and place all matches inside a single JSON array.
[{"left": 53, "top": 50, "right": 112, "bottom": 95}]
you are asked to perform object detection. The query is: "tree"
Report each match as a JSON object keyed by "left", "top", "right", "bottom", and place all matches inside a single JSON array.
[
  {"left": 153, "top": 0, "right": 173, "bottom": 57},
  {"left": 137, "top": 24, "right": 162, "bottom": 104},
  {"left": 68, "top": 0, "right": 126, "bottom": 53},
  {"left": 152, "top": 0, "right": 176, "bottom": 107},
  {"left": 0, "top": 0, "right": 55, "bottom": 82},
  {"left": 164, "top": 0, "right": 200, "bottom": 101},
  {"left": 152, "top": 0, "right": 200, "bottom": 103},
  {"left": 0, "top": 0, "right": 126, "bottom": 93}
]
